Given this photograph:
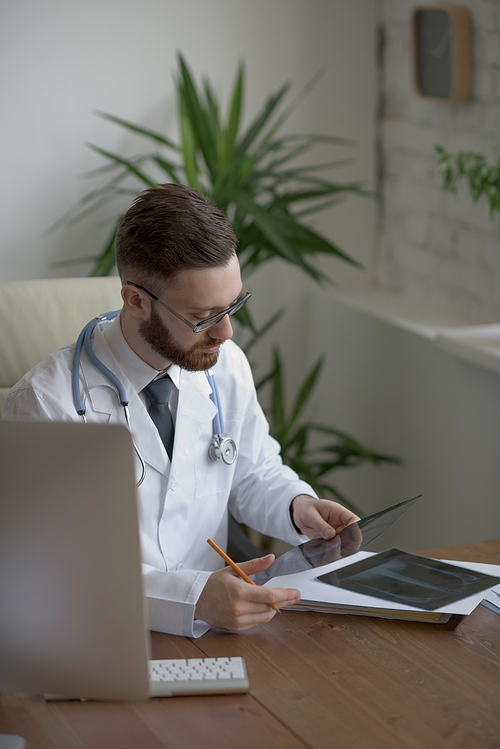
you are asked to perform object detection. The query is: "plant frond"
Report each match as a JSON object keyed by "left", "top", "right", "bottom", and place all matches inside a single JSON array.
[
  {"left": 85, "top": 144, "right": 158, "bottom": 187},
  {"left": 95, "top": 110, "right": 180, "bottom": 150}
]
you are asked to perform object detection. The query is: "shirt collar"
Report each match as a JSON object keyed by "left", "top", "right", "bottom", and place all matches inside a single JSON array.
[{"left": 103, "top": 312, "right": 181, "bottom": 393}]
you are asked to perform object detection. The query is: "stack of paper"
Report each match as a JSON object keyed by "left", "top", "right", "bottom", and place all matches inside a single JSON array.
[
  {"left": 264, "top": 551, "right": 500, "bottom": 624},
  {"left": 481, "top": 586, "right": 500, "bottom": 616}
]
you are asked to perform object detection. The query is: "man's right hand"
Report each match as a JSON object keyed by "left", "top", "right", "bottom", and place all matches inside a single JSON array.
[{"left": 194, "top": 554, "right": 301, "bottom": 631}]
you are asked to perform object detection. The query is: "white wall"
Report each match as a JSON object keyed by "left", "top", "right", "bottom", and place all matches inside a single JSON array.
[
  {"left": 308, "top": 291, "right": 500, "bottom": 551},
  {"left": 377, "top": 0, "right": 500, "bottom": 321}
]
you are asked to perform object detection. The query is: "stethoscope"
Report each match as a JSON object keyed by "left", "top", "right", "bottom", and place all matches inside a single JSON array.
[{"left": 72, "top": 311, "right": 238, "bottom": 487}]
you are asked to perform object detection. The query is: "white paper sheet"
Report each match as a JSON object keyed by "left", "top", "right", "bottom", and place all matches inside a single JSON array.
[
  {"left": 264, "top": 551, "right": 500, "bottom": 616},
  {"left": 481, "top": 584, "right": 500, "bottom": 614}
]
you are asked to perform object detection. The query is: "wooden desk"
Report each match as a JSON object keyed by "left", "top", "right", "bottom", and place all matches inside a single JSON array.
[{"left": 1, "top": 539, "right": 499, "bottom": 749}]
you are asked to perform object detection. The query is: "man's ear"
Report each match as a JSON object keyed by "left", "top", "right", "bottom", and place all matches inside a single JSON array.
[{"left": 121, "top": 283, "right": 151, "bottom": 319}]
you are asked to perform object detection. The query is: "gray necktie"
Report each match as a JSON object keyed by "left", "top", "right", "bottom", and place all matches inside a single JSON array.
[{"left": 142, "top": 375, "right": 175, "bottom": 460}]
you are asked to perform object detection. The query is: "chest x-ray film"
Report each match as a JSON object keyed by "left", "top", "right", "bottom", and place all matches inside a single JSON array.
[
  {"left": 316, "top": 548, "right": 500, "bottom": 610},
  {"left": 254, "top": 495, "right": 422, "bottom": 583}
]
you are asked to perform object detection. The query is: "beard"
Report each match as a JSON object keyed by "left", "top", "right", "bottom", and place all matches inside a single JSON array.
[{"left": 139, "top": 305, "right": 224, "bottom": 372}]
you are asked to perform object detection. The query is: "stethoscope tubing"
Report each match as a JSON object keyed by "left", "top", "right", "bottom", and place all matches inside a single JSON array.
[
  {"left": 72, "top": 311, "right": 236, "bottom": 483},
  {"left": 206, "top": 368, "right": 223, "bottom": 435}
]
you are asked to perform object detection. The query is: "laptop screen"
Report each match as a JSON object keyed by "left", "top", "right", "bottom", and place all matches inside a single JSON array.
[{"left": 0, "top": 420, "right": 151, "bottom": 701}]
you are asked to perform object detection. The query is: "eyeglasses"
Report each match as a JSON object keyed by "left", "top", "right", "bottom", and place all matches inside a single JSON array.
[{"left": 127, "top": 281, "right": 251, "bottom": 333}]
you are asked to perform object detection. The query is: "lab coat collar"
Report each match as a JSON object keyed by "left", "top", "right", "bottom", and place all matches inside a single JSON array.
[
  {"left": 103, "top": 311, "right": 164, "bottom": 394},
  {"left": 82, "top": 322, "right": 217, "bottom": 478},
  {"left": 81, "top": 323, "right": 167, "bottom": 475}
]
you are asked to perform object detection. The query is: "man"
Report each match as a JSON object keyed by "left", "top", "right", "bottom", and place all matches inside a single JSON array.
[{"left": 3, "top": 184, "right": 358, "bottom": 637}]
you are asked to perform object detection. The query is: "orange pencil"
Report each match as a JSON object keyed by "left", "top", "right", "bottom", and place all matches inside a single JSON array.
[{"left": 207, "top": 538, "right": 281, "bottom": 613}]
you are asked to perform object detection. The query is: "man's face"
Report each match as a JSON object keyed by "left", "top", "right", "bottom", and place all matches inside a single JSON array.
[{"left": 139, "top": 254, "right": 242, "bottom": 372}]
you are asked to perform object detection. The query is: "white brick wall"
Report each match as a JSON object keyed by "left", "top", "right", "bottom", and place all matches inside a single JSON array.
[{"left": 378, "top": 0, "right": 500, "bottom": 320}]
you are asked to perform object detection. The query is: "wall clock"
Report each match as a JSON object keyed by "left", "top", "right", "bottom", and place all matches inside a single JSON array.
[{"left": 412, "top": 4, "right": 473, "bottom": 102}]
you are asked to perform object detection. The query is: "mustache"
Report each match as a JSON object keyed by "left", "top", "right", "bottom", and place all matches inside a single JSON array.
[{"left": 193, "top": 338, "right": 225, "bottom": 350}]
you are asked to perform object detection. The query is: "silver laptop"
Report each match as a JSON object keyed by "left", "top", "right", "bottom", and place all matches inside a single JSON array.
[{"left": 0, "top": 420, "right": 248, "bottom": 701}]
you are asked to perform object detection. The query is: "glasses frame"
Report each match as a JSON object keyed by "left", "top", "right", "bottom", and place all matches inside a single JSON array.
[{"left": 126, "top": 281, "right": 251, "bottom": 333}]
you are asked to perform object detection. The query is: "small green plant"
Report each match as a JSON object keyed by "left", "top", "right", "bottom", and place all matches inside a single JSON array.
[
  {"left": 257, "top": 349, "right": 401, "bottom": 512},
  {"left": 435, "top": 145, "right": 500, "bottom": 223}
]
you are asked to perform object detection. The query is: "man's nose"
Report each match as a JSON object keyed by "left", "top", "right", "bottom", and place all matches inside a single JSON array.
[{"left": 208, "top": 314, "right": 233, "bottom": 341}]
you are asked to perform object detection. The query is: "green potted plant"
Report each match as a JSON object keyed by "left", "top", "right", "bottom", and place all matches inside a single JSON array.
[{"left": 55, "top": 53, "right": 366, "bottom": 286}]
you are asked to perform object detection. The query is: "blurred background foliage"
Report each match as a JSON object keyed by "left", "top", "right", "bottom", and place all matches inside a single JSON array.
[{"left": 436, "top": 145, "right": 500, "bottom": 227}]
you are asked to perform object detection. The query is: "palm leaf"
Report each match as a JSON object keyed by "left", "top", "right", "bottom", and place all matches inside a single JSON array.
[
  {"left": 235, "top": 81, "right": 291, "bottom": 157},
  {"left": 270, "top": 348, "right": 285, "bottom": 433},
  {"left": 289, "top": 357, "right": 324, "bottom": 428},
  {"left": 177, "top": 54, "right": 218, "bottom": 179},
  {"left": 232, "top": 299, "right": 257, "bottom": 334},
  {"left": 242, "top": 71, "right": 332, "bottom": 169},
  {"left": 47, "top": 169, "right": 134, "bottom": 231},
  {"left": 294, "top": 196, "right": 345, "bottom": 219},
  {"left": 224, "top": 62, "right": 244, "bottom": 158},
  {"left": 151, "top": 156, "right": 181, "bottom": 183},
  {"left": 178, "top": 94, "right": 200, "bottom": 190},
  {"left": 224, "top": 190, "right": 302, "bottom": 264},
  {"left": 95, "top": 111, "right": 180, "bottom": 150},
  {"left": 89, "top": 221, "right": 121, "bottom": 277},
  {"left": 86, "top": 144, "right": 158, "bottom": 187},
  {"left": 243, "top": 307, "right": 286, "bottom": 355},
  {"left": 202, "top": 77, "right": 220, "bottom": 135}
]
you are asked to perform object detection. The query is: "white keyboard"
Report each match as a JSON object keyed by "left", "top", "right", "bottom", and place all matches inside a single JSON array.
[{"left": 148, "top": 657, "right": 249, "bottom": 697}]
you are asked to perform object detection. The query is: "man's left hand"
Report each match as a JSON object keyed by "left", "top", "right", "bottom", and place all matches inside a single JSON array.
[{"left": 291, "top": 494, "right": 360, "bottom": 540}]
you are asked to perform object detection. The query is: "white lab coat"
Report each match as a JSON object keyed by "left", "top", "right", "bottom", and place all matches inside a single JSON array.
[{"left": 2, "top": 320, "right": 313, "bottom": 636}]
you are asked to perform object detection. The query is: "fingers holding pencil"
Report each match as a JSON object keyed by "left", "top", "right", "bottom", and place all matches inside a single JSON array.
[
  {"left": 207, "top": 538, "right": 281, "bottom": 613},
  {"left": 194, "top": 542, "right": 301, "bottom": 632}
]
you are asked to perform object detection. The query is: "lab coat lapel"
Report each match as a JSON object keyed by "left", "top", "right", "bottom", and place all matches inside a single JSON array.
[
  {"left": 128, "top": 391, "right": 171, "bottom": 476},
  {"left": 178, "top": 369, "right": 217, "bottom": 422},
  {"left": 130, "top": 368, "right": 217, "bottom": 478},
  {"left": 168, "top": 370, "right": 217, "bottom": 473},
  {"left": 81, "top": 324, "right": 168, "bottom": 476}
]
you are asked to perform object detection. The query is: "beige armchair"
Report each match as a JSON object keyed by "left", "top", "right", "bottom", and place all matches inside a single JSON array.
[{"left": 0, "top": 277, "right": 123, "bottom": 413}]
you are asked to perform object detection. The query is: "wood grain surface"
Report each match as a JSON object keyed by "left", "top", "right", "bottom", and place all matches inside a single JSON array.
[{"left": 1, "top": 539, "right": 499, "bottom": 749}]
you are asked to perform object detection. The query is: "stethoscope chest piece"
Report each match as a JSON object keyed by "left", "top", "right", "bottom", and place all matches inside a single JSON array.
[
  {"left": 206, "top": 367, "right": 238, "bottom": 465},
  {"left": 208, "top": 433, "right": 237, "bottom": 465}
]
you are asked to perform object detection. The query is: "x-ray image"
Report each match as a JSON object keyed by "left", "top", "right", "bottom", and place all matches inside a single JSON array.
[{"left": 317, "top": 548, "right": 500, "bottom": 610}]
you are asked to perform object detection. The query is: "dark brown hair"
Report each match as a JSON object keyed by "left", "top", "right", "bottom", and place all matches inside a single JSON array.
[{"left": 115, "top": 183, "right": 237, "bottom": 285}]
